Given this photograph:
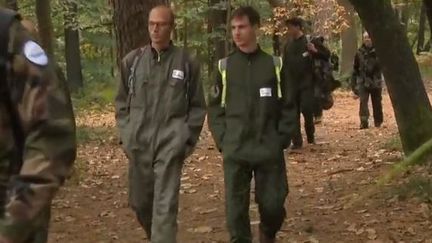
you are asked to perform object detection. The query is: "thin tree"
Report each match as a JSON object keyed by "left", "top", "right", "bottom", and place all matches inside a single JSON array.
[
  {"left": 338, "top": 0, "right": 357, "bottom": 77},
  {"left": 35, "top": 0, "right": 55, "bottom": 58},
  {"left": 64, "top": 0, "right": 83, "bottom": 91}
]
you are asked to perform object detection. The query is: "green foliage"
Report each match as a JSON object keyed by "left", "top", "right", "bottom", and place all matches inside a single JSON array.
[
  {"left": 76, "top": 125, "right": 114, "bottom": 144},
  {"left": 393, "top": 174, "right": 432, "bottom": 203},
  {"left": 383, "top": 136, "right": 403, "bottom": 152},
  {"left": 72, "top": 81, "right": 116, "bottom": 111},
  {"left": 18, "top": 0, "right": 114, "bottom": 88},
  {"left": 417, "top": 53, "right": 432, "bottom": 82}
]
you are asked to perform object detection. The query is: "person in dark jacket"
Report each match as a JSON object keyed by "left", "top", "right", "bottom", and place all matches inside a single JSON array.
[
  {"left": 207, "top": 6, "right": 297, "bottom": 243},
  {"left": 283, "top": 17, "right": 330, "bottom": 148}
]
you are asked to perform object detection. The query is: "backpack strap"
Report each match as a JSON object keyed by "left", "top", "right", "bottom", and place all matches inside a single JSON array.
[
  {"left": 127, "top": 47, "right": 146, "bottom": 96},
  {"left": 272, "top": 56, "right": 283, "bottom": 99},
  {"left": 218, "top": 57, "right": 228, "bottom": 108},
  {"left": 181, "top": 48, "right": 191, "bottom": 106}
]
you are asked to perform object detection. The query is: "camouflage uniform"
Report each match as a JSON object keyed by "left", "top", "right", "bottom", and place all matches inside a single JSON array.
[
  {"left": 115, "top": 44, "right": 205, "bottom": 243},
  {"left": 0, "top": 9, "right": 76, "bottom": 243},
  {"left": 351, "top": 44, "right": 383, "bottom": 128}
]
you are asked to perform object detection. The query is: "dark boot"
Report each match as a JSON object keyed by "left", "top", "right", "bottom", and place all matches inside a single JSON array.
[
  {"left": 291, "top": 143, "right": 302, "bottom": 150},
  {"left": 374, "top": 121, "right": 382, "bottom": 128},
  {"left": 360, "top": 117, "right": 369, "bottom": 130},
  {"left": 259, "top": 229, "right": 276, "bottom": 243},
  {"left": 314, "top": 115, "right": 322, "bottom": 124},
  {"left": 360, "top": 122, "right": 369, "bottom": 130}
]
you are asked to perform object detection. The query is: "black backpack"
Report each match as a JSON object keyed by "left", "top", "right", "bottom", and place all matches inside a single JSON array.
[{"left": 310, "top": 37, "right": 341, "bottom": 110}]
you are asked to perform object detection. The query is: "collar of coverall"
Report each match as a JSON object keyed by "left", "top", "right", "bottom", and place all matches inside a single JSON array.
[
  {"left": 149, "top": 41, "right": 174, "bottom": 59},
  {"left": 236, "top": 44, "right": 261, "bottom": 59}
]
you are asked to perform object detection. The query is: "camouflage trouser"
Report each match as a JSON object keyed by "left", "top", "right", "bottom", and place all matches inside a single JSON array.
[
  {"left": 0, "top": 180, "right": 50, "bottom": 243},
  {"left": 292, "top": 87, "right": 315, "bottom": 145},
  {"left": 359, "top": 86, "right": 383, "bottom": 126},
  {"left": 222, "top": 152, "right": 288, "bottom": 243},
  {"left": 24, "top": 207, "right": 51, "bottom": 243},
  {"left": 127, "top": 147, "right": 184, "bottom": 243}
]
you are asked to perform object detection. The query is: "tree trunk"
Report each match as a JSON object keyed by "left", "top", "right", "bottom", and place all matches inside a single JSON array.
[
  {"left": 424, "top": 0, "right": 432, "bottom": 44},
  {"left": 183, "top": 17, "right": 188, "bottom": 49},
  {"left": 209, "top": 0, "right": 227, "bottom": 60},
  {"left": 35, "top": 0, "right": 55, "bottom": 58},
  {"left": 6, "top": 0, "right": 17, "bottom": 10},
  {"left": 272, "top": 33, "right": 281, "bottom": 56},
  {"left": 63, "top": 0, "right": 83, "bottom": 91},
  {"left": 267, "top": 0, "right": 285, "bottom": 7},
  {"left": 417, "top": 3, "right": 427, "bottom": 54},
  {"left": 208, "top": 0, "right": 227, "bottom": 76},
  {"left": 338, "top": 0, "right": 358, "bottom": 77},
  {"left": 225, "top": 0, "right": 232, "bottom": 55},
  {"left": 349, "top": 0, "right": 432, "bottom": 154},
  {"left": 111, "top": 0, "right": 168, "bottom": 66},
  {"left": 400, "top": 2, "right": 409, "bottom": 32},
  {"left": 267, "top": 0, "right": 286, "bottom": 55}
]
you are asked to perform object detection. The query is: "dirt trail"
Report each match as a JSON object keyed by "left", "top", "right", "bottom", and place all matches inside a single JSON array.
[{"left": 48, "top": 91, "right": 432, "bottom": 243}]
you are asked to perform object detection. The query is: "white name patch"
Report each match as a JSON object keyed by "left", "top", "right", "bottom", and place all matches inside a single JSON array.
[
  {"left": 260, "top": 88, "right": 272, "bottom": 97},
  {"left": 172, "top": 69, "right": 184, "bottom": 80},
  {"left": 24, "top": 41, "right": 48, "bottom": 66}
]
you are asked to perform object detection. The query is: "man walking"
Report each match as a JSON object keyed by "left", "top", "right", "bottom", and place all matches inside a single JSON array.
[
  {"left": 114, "top": 5, "right": 206, "bottom": 243},
  {"left": 207, "top": 6, "right": 296, "bottom": 243},
  {"left": 351, "top": 32, "right": 383, "bottom": 129},
  {"left": 283, "top": 17, "right": 330, "bottom": 148}
]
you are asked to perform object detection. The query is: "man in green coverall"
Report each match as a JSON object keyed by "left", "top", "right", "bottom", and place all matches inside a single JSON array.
[
  {"left": 207, "top": 6, "right": 297, "bottom": 243},
  {"left": 115, "top": 5, "right": 206, "bottom": 243}
]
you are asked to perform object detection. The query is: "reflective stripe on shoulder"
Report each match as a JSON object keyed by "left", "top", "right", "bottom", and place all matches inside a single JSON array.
[
  {"left": 273, "top": 56, "right": 283, "bottom": 98},
  {"left": 218, "top": 58, "right": 228, "bottom": 108}
]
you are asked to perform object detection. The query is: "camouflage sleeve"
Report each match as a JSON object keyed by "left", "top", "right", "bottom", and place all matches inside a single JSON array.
[
  {"left": 185, "top": 56, "right": 206, "bottom": 149},
  {"left": 0, "top": 21, "right": 76, "bottom": 241},
  {"left": 207, "top": 68, "right": 225, "bottom": 151}
]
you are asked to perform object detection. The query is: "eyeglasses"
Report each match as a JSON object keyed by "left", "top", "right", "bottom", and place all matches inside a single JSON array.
[{"left": 149, "top": 21, "right": 171, "bottom": 29}]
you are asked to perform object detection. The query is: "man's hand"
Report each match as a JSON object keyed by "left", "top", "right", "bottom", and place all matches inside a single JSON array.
[
  {"left": 352, "top": 92, "right": 359, "bottom": 99},
  {"left": 307, "top": 43, "right": 318, "bottom": 53}
]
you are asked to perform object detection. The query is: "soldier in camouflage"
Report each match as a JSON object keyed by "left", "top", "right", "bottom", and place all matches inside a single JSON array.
[
  {"left": 0, "top": 8, "right": 76, "bottom": 243},
  {"left": 351, "top": 32, "right": 384, "bottom": 129}
]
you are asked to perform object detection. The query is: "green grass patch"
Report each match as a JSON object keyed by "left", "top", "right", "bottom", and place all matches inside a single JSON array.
[
  {"left": 383, "top": 136, "right": 403, "bottom": 152},
  {"left": 67, "top": 158, "right": 88, "bottom": 186},
  {"left": 76, "top": 125, "right": 116, "bottom": 144},
  {"left": 72, "top": 81, "right": 116, "bottom": 112},
  {"left": 417, "top": 53, "right": 432, "bottom": 84},
  {"left": 392, "top": 173, "right": 432, "bottom": 203}
]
